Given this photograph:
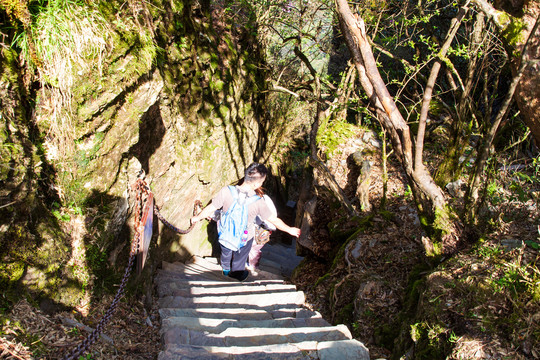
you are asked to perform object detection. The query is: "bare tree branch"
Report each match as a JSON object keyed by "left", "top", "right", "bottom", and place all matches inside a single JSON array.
[
  {"left": 466, "top": 14, "right": 540, "bottom": 221},
  {"left": 415, "top": 4, "right": 469, "bottom": 169}
]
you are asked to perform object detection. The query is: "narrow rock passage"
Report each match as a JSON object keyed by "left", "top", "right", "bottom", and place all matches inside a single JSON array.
[{"left": 156, "top": 241, "right": 370, "bottom": 359}]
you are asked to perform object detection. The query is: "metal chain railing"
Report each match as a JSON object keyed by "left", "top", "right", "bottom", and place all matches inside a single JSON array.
[
  {"left": 62, "top": 179, "right": 202, "bottom": 359},
  {"left": 62, "top": 179, "right": 148, "bottom": 360},
  {"left": 154, "top": 200, "right": 202, "bottom": 234}
]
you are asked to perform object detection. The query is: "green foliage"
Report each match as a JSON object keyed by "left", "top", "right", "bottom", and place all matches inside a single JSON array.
[
  {"left": 509, "top": 181, "right": 528, "bottom": 202},
  {"left": 74, "top": 132, "right": 104, "bottom": 169},
  {"left": 446, "top": 43, "right": 470, "bottom": 59},
  {"left": 492, "top": 263, "right": 527, "bottom": 295},
  {"left": 474, "top": 243, "right": 502, "bottom": 259},
  {"left": 403, "top": 185, "right": 412, "bottom": 199},
  {"left": 13, "top": 0, "right": 111, "bottom": 79},
  {"left": 333, "top": 302, "right": 354, "bottom": 325},
  {"left": 52, "top": 209, "right": 70, "bottom": 222},
  {"left": 486, "top": 180, "right": 504, "bottom": 205},
  {"left": 502, "top": 16, "right": 527, "bottom": 50},
  {"left": 317, "top": 120, "right": 357, "bottom": 158},
  {"left": 516, "top": 156, "right": 540, "bottom": 185},
  {"left": 525, "top": 240, "right": 540, "bottom": 250},
  {"left": 0, "top": 318, "right": 48, "bottom": 358},
  {"left": 485, "top": 161, "right": 538, "bottom": 207},
  {"left": 409, "top": 321, "right": 451, "bottom": 358}
]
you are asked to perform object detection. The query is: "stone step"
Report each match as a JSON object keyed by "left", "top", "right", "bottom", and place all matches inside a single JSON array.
[
  {"left": 159, "top": 306, "right": 317, "bottom": 321},
  {"left": 162, "top": 324, "right": 353, "bottom": 347},
  {"left": 156, "top": 268, "right": 229, "bottom": 282},
  {"left": 162, "top": 260, "right": 286, "bottom": 283},
  {"left": 262, "top": 244, "right": 300, "bottom": 261},
  {"left": 160, "top": 316, "right": 331, "bottom": 334},
  {"left": 190, "top": 256, "right": 285, "bottom": 280},
  {"left": 258, "top": 260, "right": 296, "bottom": 278},
  {"left": 158, "top": 343, "right": 316, "bottom": 360},
  {"left": 263, "top": 242, "right": 302, "bottom": 261},
  {"left": 155, "top": 271, "right": 285, "bottom": 287},
  {"left": 261, "top": 246, "right": 302, "bottom": 272},
  {"left": 194, "top": 250, "right": 302, "bottom": 275},
  {"left": 159, "top": 339, "right": 369, "bottom": 360},
  {"left": 159, "top": 301, "right": 304, "bottom": 320},
  {"left": 186, "top": 256, "right": 223, "bottom": 269},
  {"left": 162, "top": 261, "right": 226, "bottom": 281},
  {"left": 159, "top": 308, "right": 275, "bottom": 321},
  {"left": 157, "top": 279, "right": 297, "bottom": 298},
  {"left": 155, "top": 251, "right": 370, "bottom": 360},
  {"left": 185, "top": 253, "right": 297, "bottom": 280},
  {"left": 246, "top": 268, "right": 284, "bottom": 280},
  {"left": 157, "top": 289, "right": 305, "bottom": 310},
  {"left": 258, "top": 257, "right": 284, "bottom": 272},
  {"left": 316, "top": 339, "right": 370, "bottom": 360},
  {"left": 198, "top": 256, "right": 220, "bottom": 265},
  {"left": 157, "top": 279, "right": 296, "bottom": 296}
]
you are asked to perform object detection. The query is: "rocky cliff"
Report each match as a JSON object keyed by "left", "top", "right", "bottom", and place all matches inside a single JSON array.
[{"left": 0, "top": 0, "right": 274, "bottom": 310}]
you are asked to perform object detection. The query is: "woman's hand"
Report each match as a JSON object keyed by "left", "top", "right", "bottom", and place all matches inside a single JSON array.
[
  {"left": 191, "top": 204, "right": 217, "bottom": 225},
  {"left": 287, "top": 227, "right": 301, "bottom": 238}
]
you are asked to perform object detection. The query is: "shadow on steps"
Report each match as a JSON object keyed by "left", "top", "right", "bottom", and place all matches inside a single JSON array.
[{"left": 154, "top": 255, "right": 370, "bottom": 360}]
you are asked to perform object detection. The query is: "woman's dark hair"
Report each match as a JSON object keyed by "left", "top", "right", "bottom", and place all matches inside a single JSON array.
[{"left": 244, "top": 163, "right": 268, "bottom": 183}]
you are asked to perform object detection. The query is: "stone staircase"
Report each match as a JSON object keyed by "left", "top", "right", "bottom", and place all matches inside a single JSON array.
[
  {"left": 155, "top": 241, "right": 370, "bottom": 359},
  {"left": 258, "top": 240, "right": 304, "bottom": 278}
]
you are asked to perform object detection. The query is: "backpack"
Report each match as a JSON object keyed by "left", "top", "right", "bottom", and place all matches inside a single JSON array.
[{"left": 218, "top": 186, "right": 261, "bottom": 251}]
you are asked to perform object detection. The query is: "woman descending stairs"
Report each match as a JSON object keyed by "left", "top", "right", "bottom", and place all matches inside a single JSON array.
[{"left": 155, "top": 246, "right": 370, "bottom": 359}]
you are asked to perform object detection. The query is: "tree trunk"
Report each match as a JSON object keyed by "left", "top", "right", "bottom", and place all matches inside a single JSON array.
[
  {"left": 295, "top": 45, "right": 358, "bottom": 217},
  {"left": 435, "top": 11, "right": 487, "bottom": 187},
  {"left": 465, "top": 14, "right": 540, "bottom": 224},
  {"left": 471, "top": 0, "right": 540, "bottom": 146},
  {"left": 335, "top": 0, "right": 461, "bottom": 255}
]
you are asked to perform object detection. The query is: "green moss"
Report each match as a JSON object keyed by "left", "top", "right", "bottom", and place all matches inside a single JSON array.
[
  {"left": 210, "top": 79, "right": 225, "bottom": 93},
  {"left": 418, "top": 204, "right": 456, "bottom": 258},
  {"left": 317, "top": 120, "right": 358, "bottom": 158},
  {"left": 328, "top": 215, "right": 372, "bottom": 246},
  {"left": 503, "top": 17, "right": 527, "bottom": 49},
  {"left": 315, "top": 272, "right": 331, "bottom": 287},
  {"left": 374, "top": 322, "right": 401, "bottom": 350},
  {"left": 334, "top": 302, "right": 354, "bottom": 325},
  {"left": 379, "top": 209, "right": 395, "bottom": 221},
  {"left": 403, "top": 263, "right": 431, "bottom": 314},
  {"left": 409, "top": 321, "right": 451, "bottom": 358},
  {"left": 0, "top": 48, "right": 19, "bottom": 84},
  {"left": 0, "top": 262, "right": 25, "bottom": 287},
  {"left": 218, "top": 104, "right": 229, "bottom": 119}
]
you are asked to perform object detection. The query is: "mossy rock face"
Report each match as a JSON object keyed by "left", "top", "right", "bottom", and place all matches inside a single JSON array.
[
  {"left": 0, "top": 207, "right": 86, "bottom": 309},
  {"left": 2, "top": 0, "right": 274, "bottom": 314},
  {"left": 0, "top": 262, "right": 25, "bottom": 289},
  {"left": 1, "top": 46, "right": 80, "bottom": 308}
]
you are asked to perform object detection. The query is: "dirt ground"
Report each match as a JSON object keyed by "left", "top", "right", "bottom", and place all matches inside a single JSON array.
[
  {"left": 1, "top": 294, "right": 161, "bottom": 359},
  {"left": 290, "top": 129, "right": 540, "bottom": 359}
]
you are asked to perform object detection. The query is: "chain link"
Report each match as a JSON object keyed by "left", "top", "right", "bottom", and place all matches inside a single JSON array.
[
  {"left": 62, "top": 180, "right": 148, "bottom": 360},
  {"left": 154, "top": 200, "right": 202, "bottom": 234},
  {"left": 62, "top": 179, "right": 201, "bottom": 359}
]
